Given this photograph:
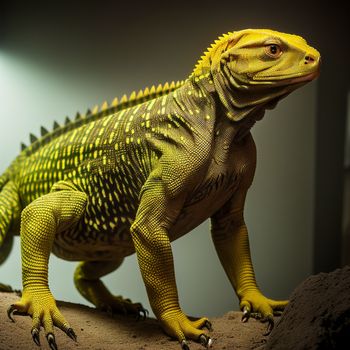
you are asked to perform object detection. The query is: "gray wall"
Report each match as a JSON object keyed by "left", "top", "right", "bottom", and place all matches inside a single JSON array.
[{"left": 0, "top": 1, "right": 336, "bottom": 317}]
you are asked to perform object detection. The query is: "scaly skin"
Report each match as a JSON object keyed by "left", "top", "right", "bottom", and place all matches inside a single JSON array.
[{"left": 0, "top": 28, "right": 320, "bottom": 349}]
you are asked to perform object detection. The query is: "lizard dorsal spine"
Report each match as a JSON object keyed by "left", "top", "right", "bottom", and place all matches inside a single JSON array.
[{"left": 22, "top": 80, "right": 185, "bottom": 156}]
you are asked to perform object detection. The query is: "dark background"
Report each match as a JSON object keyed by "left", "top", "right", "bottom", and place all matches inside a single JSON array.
[{"left": 0, "top": 1, "right": 349, "bottom": 316}]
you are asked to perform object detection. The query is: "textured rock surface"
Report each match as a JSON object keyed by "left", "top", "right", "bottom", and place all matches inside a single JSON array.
[
  {"left": 0, "top": 292, "right": 270, "bottom": 350},
  {"left": 265, "top": 265, "right": 350, "bottom": 350}
]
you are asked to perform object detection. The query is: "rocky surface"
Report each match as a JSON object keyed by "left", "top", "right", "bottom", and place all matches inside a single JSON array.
[
  {"left": 265, "top": 265, "right": 350, "bottom": 350},
  {"left": 0, "top": 292, "right": 270, "bottom": 350}
]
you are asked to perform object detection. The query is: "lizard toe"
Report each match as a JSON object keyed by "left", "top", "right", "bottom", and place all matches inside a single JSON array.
[
  {"left": 190, "top": 317, "right": 213, "bottom": 331},
  {"left": 97, "top": 295, "right": 145, "bottom": 318}
]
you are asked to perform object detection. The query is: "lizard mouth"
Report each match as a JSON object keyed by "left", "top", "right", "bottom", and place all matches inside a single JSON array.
[
  {"left": 288, "top": 70, "right": 320, "bottom": 84},
  {"left": 254, "top": 67, "right": 320, "bottom": 85}
]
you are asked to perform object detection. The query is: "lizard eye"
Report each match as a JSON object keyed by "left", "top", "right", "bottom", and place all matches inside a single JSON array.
[{"left": 265, "top": 44, "right": 282, "bottom": 58}]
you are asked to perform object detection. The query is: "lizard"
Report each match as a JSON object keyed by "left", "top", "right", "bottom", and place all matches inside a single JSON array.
[{"left": 0, "top": 28, "right": 320, "bottom": 350}]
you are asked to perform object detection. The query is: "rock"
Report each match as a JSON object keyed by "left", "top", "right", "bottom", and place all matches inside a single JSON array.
[{"left": 265, "top": 265, "right": 350, "bottom": 350}]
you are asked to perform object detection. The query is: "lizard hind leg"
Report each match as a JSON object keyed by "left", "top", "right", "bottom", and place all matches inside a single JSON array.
[{"left": 74, "top": 260, "right": 148, "bottom": 318}]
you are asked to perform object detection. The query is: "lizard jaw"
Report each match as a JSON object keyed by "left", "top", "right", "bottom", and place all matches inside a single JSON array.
[{"left": 288, "top": 70, "right": 320, "bottom": 85}]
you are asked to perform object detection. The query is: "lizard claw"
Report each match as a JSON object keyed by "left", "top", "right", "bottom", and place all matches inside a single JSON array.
[
  {"left": 31, "top": 328, "right": 40, "bottom": 346},
  {"left": 199, "top": 334, "right": 213, "bottom": 348},
  {"left": 47, "top": 333, "right": 58, "bottom": 350},
  {"left": 241, "top": 305, "right": 250, "bottom": 323},
  {"left": 136, "top": 306, "right": 149, "bottom": 321},
  {"left": 7, "top": 304, "right": 27, "bottom": 322},
  {"left": 66, "top": 328, "right": 77, "bottom": 342},
  {"left": 262, "top": 316, "right": 274, "bottom": 336},
  {"left": 181, "top": 340, "right": 190, "bottom": 350},
  {"left": 203, "top": 320, "right": 213, "bottom": 331},
  {"left": 7, "top": 304, "right": 17, "bottom": 322}
]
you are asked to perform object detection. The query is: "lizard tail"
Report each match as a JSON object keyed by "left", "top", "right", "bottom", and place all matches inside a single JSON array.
[{"left": 0, "top": 174, "right": 19, "bottom": 265}]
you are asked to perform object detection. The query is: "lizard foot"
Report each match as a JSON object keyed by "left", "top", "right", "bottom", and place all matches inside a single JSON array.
[
  {"left": 240, "top": 290, "right": 288, "bottom": 335},
  {"left": 7, "top": 288, "right": 76, "bottom": 349},
  {"left": 160, "top": 310, "right": 213, "bottom": 349},
  {"left": 97, "top": 295, "right": 148, "bottom": 320}
]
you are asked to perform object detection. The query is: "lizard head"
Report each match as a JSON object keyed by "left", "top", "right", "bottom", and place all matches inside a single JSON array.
[{"left": 191, "top": 29, "right": 320, "bottom": 121}]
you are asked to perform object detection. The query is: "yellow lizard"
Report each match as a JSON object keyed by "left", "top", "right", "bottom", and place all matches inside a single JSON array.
[{"left": 0, "top": 28, "right": 320, "bottom": 349}]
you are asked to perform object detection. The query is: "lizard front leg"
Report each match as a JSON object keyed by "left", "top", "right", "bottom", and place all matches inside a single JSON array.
[
  {"left": 8, "top": 182, "right": 87, "bottom": 349},
  {"left": 130, "top": 178, "right": 212, "bottom": 349},
  {"left": 211, "top": 187, "right": 288, "bottom": 335}
]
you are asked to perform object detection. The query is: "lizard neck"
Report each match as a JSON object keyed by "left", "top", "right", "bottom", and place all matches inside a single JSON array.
[{"left": 184, "top": 74, "right": 264, "bottom": 145}]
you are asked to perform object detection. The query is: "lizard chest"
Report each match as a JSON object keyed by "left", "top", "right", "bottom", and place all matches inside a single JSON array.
[
  {"left": 169, "top": 169, "right": 242, "bottom": 240},
  {"left": 168, "top": 132, "right": 256, "bottom": 239}
]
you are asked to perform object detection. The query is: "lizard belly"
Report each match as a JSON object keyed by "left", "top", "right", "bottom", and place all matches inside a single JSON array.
[
  {"left": 52, "top": 180, "right": 236, "bottom": 261},
  {"left": 52, "top": 231, "right": 135, "bottom": 261},
  {"left": 52, "top": 222, "right": 135, "bottom": 261},
  {"left": 52, "top": 166, "right": 241, "bottom": 260}
]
